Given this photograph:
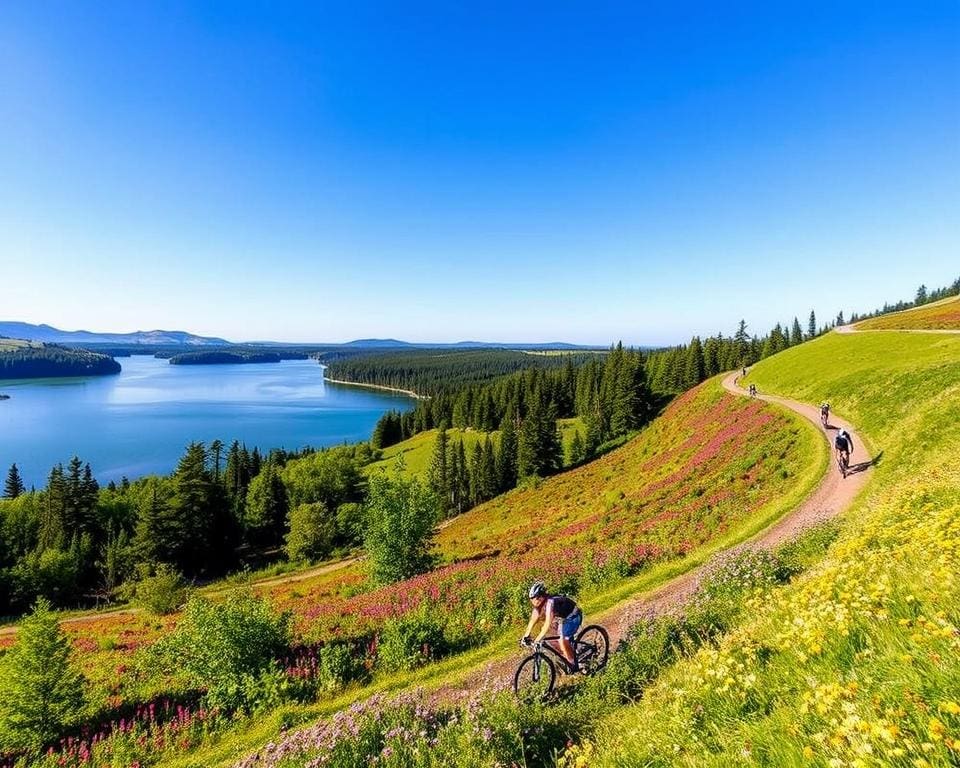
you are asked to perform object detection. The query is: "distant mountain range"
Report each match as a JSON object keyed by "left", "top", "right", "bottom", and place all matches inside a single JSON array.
[
  {"left": 0, "top": 322, "right": 230, "bottom": 346},
  {"left": 0, "top": 322, "right": 602, "bottom": 350}
]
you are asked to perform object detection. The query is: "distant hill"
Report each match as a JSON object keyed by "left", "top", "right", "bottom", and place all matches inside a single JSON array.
[
  {"left": 343, "top": 338, "right": 601, "bottom": 350},
  {"left": 0, "top": 322, "right": 230, "bottom": 346}
]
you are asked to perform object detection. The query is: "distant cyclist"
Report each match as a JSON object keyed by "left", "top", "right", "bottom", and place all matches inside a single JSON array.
[
  {"left": 521, "top": 582, "right": 582, "bottom": 673},
  {"left": 820, "top": 402, "right": 830, "bottom": 426},
  {"left": 749, "top": 383, "right": 757, "bottom": 398},
  {"left": 835, "top": 428, "right": 853, "bottom": 468}
]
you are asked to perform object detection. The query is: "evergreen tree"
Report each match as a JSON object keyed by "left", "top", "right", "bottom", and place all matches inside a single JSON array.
[
  {"left": 496, "top": 412, "right": 518, "bottom": 492},
  {"left": 4, "top": 464, "right": 24, "bottom": 500},
  {"left": 568, "top": 430, "right": 586, "bottom": 465},
  {"left": 916, "top": 284, "right": 928, "bottom": 304},
  {"left": 132, "top": 477, "right": 180, "bottom": 567},
  {"left": 733, "top": 320, "right": 750, "bottom": 366},
  {"left": 683, "top": 336, "right": 705, "bottom": 389},
  {"left": 0, "top": 598, "right": 85, "bottom": 752},
  {"left": 427, "top": 424, "right": 450, "bottom": 513},
  {"left": 209, "top": 439, "right": 224, "bottom": 483},
  {"left": 450, "top": 440, "right": 470, "bottom": 515},
  {"left": 37, "top": 465, "right": 67, "bottom": 552},
  {"left": 808, "top": 310, "right": 817, "bottom": 339},
  {"left": 479, "top": 436, "right": 498, "bottom": 501},
  {"left": 468, "top": 441, "right": 485, "bottom": 507},
  {"left": 791, "top": 317, "right": 803, "bottom": 346}
]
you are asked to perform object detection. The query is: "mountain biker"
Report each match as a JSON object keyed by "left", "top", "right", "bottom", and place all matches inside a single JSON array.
[
  {"left": 820, "top": 402, "right": 830, "bottom": 425},
  {"left": 521, "top": 581, "right": 582, "bottom": 673},
  {"left": 835, "top": 428, "right": 853, "bottom": 467}
]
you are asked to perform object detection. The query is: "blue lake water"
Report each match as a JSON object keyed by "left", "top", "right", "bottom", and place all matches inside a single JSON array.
[{"left": 0, "top": 356, "right": 414, "bottom": 488}]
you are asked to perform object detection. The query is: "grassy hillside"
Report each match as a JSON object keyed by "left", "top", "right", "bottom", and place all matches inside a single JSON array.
[
  {"left": 855, "top": 294, "right": 960, "bottom": 330},
  {"left": 570, "top": 331, "right": 960, "bottom": 767},
  {"left": 364, "top": 428, "right": 492, "bottom": 478},
  {"left": 364, "top": 419, "right": 585, "bottom": 479},
  {"left": 12, "top": 377, "right": 825, "bottom": 768}
]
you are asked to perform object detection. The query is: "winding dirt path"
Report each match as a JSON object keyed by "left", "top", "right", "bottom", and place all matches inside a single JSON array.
[{"left": 434, "top": 371, "right": 873, "bottom": 700}]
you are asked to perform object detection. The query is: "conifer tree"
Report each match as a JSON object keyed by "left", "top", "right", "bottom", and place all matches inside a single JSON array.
[
  {"left": 480, "top": 436, "right": 498, "bottom": 501},
  {"left": 427, "top": 424, "right": 450, "bottom": 512},
  {"left": 468, "top": 441, "right": 485, "bottom": 507},
  {"left": 496, "top": 412, "right": 518, "bottom": 492},
  {"left": 0, "top": 598, "right": 85, "bottom": 752},
  {"left": 568, "top": 430, "right": 586, "bottom": 466},
  {"left": 683, "top": 336, "right": 705, "bottom": 389},
  {"left": 3, "top": 464, "right": 24, "bottom": 500},
  {"left": 791, "top": 317, "right": 803, "bottom": 346},
  {"left": 808, "top": 310, "right": 817, "bottom": 339},
  {"left": 450, "top": 440, "right": 470, "bottom": 515},
  {"left": 38, "top": 465, "right": 67, "bottom": 552}
]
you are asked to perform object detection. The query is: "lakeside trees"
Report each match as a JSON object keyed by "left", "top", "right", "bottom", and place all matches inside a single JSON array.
[{"left": 0, "top": 344, "right": 120, "bottom": 379}]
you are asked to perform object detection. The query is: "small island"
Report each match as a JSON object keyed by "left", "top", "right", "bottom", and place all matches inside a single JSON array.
[
  {"left": 0, "top": 393, "right": 9, "bottom": 400},
  {"left": 168, "top": 350, "right": 284, "bottom": 365},
  {"left": 0, "top": 339, "right": 121, "bottom": 379}
]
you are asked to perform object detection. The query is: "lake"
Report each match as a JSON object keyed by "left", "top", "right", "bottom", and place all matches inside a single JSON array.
[{"left": 0, "top": 356, "right": 414, "bottom": 488}]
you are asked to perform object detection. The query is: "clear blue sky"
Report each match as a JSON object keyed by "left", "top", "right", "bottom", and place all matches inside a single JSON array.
[{"left": 1, "top": 2, "right": 957, "bottom": 345}]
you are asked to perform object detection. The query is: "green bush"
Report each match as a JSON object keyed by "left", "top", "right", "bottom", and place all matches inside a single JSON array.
[
  {"left": 285, "top": 502, "right": 336, "bottom": 563},
  {"left": 149, "top": 592, "right": 291, "bottom": 711},
  {"left": 132, "top": 564, "right": 189, "bottom": 615},
  {"left": 318, "top": 643, "right": 366, "bottom": 692},
  {"left": 377, "top": 610, "right": 447, "bottom": 673},
  {"left": 364, "top": 475, "right": 438, "bottom": 585},
  {"left": 0, "top": 598, "right": 86, "bottom": 753}
]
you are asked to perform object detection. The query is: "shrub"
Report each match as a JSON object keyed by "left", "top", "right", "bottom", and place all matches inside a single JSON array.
[
  {"left": 377, "top": 610, "right": 447, "bottom": 673},
  {"left": 285, "top": 502, "right": 336, "bottom": 563},
  {"left": 363, "top": 474, "right": 438, "bottom": 585},
  {"left": 150, "top": 593, "right": 291, "bottom": 711},
  {"left": 132, "top": 564, "right": 189, "bottom": 615},
  {"left": 318, "top": 643, "right": 366, "bottom": 692},
  {"left": 0, "top": 598, "right": 86, "bottom": 753}
]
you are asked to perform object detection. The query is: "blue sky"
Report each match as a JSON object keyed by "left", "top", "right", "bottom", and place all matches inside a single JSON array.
[{"left": 1, "top": 2, "right": 957, "bottom": 345}]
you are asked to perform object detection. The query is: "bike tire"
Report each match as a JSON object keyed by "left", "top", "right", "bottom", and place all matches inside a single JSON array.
[
  {"left": 513, "top": 653, "right": 556, "bottom": 701},
  {"left": 575, "top": 624, "right": 610, "bottom": 674}
]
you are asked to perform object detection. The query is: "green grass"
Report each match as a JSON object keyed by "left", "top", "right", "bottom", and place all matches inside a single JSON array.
[
  {"left": 168, "top": 379, "right": 826, "bottom": 768},
  {"left": 576, "top": 330, "right": 960, "bottom": 768},
  {"left": 364, "top": 418, "right": 585, "bottom": 480},
  {"left": 855, "top": 294, "right": 960, "bottom": 330},
  {"left": 364, "top": 428, "right": 494, "bottom": 479}
]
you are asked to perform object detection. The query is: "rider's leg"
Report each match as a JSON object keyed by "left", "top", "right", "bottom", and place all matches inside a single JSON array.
[{"left": 558, "top": 613, "right": 582, "bottom": 670}]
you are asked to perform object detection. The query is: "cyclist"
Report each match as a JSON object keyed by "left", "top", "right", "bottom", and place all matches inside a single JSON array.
[
  {"left": 820, "top": 402, "right": 830, "bottom": 426},
  {"left": 521, "top": 581, "right": 582, "bottom": 673},
  {"left": 835, "top": 428, "right": 853, "bottom": 468}
]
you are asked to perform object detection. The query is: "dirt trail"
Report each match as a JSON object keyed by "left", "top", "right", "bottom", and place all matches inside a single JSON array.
[{"left": 435, "top": 371, "right": 872, "bottom": 700}]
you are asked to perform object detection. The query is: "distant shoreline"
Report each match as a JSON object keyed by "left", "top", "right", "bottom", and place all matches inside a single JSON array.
[{"left": 323, "top": 376, "right": 425, "bottom": 400}]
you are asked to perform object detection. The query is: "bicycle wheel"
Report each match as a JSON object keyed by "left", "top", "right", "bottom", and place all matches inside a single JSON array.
[
  {"left": 575, "top": 625, "right": 610, "bottom": 674},
  {"left": 513, "top": 653, "right": 556, "bottom": 701}
]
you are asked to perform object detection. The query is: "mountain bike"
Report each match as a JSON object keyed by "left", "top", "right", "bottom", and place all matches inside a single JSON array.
[
  {"left": 837, "top": 450, "right": 849, "bottom": 478},
  {"left": 514, "top": 624, "right": 610, "bottom": 700},
  {"left": 820, "top": 407, "right": 829, "bottom": 427}
]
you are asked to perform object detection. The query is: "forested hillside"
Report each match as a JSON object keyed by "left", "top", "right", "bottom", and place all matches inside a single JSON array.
[{"left": 0, "top": 340, "right": 121, "bottom": 379}]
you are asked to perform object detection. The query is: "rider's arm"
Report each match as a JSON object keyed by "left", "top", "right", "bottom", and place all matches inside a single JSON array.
[
  {"left": 534, "top": 601, "right": 554, "bottom": 643},
  {"left": 522, "top": 606, "right": 541, "bottom": 640}
]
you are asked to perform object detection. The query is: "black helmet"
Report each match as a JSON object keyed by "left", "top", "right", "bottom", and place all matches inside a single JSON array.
[{"left": 528, "top": 581, "right": 547, "bottom": 599}]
